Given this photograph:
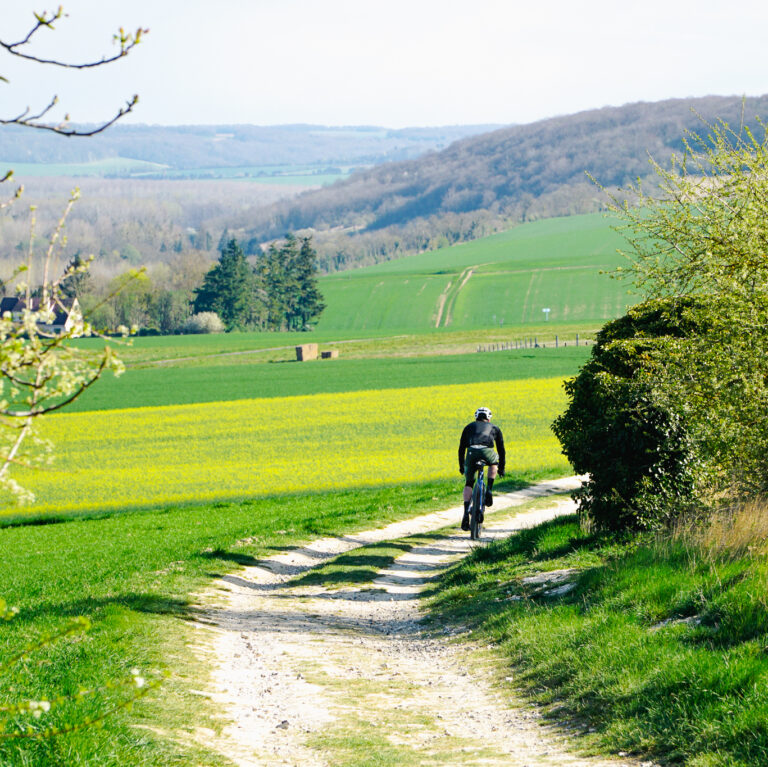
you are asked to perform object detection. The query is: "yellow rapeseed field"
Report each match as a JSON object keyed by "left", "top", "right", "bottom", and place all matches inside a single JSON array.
[{"left": 7, "top": 378, "right": 570, "bottom": 516}]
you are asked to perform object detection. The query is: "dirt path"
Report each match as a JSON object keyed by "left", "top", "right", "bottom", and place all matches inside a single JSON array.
[
  {"left": 433, "top": 278, "right": 453, "bottom": 328},
  {"left": 442, "top": 267, "right": 475, "bottom": 328},
  {"left": 191, "top": 479, "right": 654, "bottom": 766}
]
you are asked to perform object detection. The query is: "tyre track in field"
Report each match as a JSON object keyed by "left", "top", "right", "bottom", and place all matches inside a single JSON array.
[{"left": 191, "top": 477, "right": 655, "bottom": 767}]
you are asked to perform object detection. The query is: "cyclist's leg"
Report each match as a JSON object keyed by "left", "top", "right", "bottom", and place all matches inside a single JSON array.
[
  {"left": 461, "top": 481, "right": 473, "bottom": 530},
  {"left": 486, "top": 463, "right": 498, "bottom": 506}
]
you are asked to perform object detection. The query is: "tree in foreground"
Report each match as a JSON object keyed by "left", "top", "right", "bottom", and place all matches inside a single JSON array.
[
  {"left": 0, "top": 7, "right": 145, "bottom": 137},
  {"left": 0, "top": 5, "right": 160, "bottom": 746},
  {"left": 555, "top": 114, "right": 768, "bottom": 529}
]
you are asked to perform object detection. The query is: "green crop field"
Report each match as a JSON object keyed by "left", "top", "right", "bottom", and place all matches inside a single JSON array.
[
  {"left": 317, "top": 213, "right": 635, "bottom": 332},
  {"left": 71, "top": 328, "right": 391, "bottom": 365},
  {"left": 66, "top": 348, "right": 590, "bottom": 412},
  {"left": 2, "top": 159, "right": 351, "bottom": 184}
]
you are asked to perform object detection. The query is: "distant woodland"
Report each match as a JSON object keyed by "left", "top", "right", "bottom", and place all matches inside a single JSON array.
[
  {"left": 0, "top": 176, "right": 288, "bottom": 276},
  {"left": 4, "top": 95, "right": 768, "bottom": 331},
  {"left": 0, "top": 178, "right": 298, "bottom": 333},
  {"left": 233, "top": 95, "right": 768, "bottom": 271}
]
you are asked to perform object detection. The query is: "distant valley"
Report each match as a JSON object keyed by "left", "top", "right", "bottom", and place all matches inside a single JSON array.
[{"left": 0, "top": 123, "right": 500, "bottom": 184}]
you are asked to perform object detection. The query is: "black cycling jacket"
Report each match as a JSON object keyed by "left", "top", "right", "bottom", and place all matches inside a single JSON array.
[{"left": 458, "top": 419, "right": 505, "bottom": 473}]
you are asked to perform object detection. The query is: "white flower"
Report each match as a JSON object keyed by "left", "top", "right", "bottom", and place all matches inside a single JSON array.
[{"left": 29, "top": 699, "right": 51, "bottom": 718}]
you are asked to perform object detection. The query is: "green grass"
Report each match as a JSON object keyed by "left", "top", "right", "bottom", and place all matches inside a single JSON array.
[
  {"left": 317, "top": 213, "right": 636, "bottom": 332},
  {"left": 72, "top": 328, "right": 395, "bottom": 365},
  {"left": 289, "top": 539, "right": 422, "bottom": 589},
  {"left": 0, "top": 475, "right": 526, "bottom": 765},
  {"left": 66, "top": 348, "right": 590, "bottom": 412},
  {"left": 3, "top": 157, "right": 169, "bottom": 178},
  {"left": 3, "top": 159, "right": 349, "bottom": 184},
  {"left": 71, "top": 325, "right": 597, "bottom": 371},
  {"left": 427, "top": 516, "right": 768, "bottom": 767}
]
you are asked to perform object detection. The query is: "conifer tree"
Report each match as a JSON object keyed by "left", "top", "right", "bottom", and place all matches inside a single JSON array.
[
  {"left": 290, "top": 236, "right": 326, "bottom": 330},
  {"left": 193, "top": 239, "right": 263, "bottom": 331},
  {"left": 258, "top": 235, "right": 325, "bottom": 330},
  {"left": 260, "top": 241, "right": 290, "bottom": 330}
]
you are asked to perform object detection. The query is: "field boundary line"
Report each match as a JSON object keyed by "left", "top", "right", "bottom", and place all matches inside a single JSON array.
[{"left": 136, "top": 334, "right": 411, "bottom": 367}]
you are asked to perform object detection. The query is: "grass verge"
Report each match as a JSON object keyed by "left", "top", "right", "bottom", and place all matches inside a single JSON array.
[{"left": 426, "top": 513, "right": 768, "bottom": 767}]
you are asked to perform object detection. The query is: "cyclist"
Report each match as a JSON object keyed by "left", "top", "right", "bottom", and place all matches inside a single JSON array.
[{"left": 458, "top": 406, "right": 505, "bottom": 531}]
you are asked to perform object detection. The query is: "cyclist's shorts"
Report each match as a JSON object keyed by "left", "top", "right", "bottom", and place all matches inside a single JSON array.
[{"left": 464, "top": 445, "right": 499, "bottom": 486}]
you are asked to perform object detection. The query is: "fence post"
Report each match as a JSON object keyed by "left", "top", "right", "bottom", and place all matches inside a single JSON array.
[
  {"left": 555, "top": 335, "right": 559, "bottom": 348},
  {"left": 576, "top": 333, "right": 580, "bottom": 346}
]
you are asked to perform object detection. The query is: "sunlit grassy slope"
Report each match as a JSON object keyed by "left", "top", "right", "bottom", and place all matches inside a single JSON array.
[{"left": 318, "top": 213, "right": 633, "bottom": 332}]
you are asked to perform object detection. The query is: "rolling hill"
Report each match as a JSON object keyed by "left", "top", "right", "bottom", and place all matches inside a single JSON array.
[
  {"left": 316, "top": 212, "right": 631, "bottom": 332},
  {"left": 238, "top": 94, "right": 768, "bottom": 271}
]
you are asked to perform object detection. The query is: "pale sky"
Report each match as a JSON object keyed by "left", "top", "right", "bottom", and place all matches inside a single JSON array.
[{"left": 3, "top": 1, "right": 768, "bottom": 128}]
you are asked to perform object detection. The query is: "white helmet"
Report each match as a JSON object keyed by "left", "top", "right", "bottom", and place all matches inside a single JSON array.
[{"left": 474, "top": 406, "right": 492, "bottom": 420}]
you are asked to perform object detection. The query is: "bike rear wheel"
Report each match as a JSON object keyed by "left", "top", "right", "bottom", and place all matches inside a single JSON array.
[{"left": 470, "top": 475, "right": 484, "bottom": 540}]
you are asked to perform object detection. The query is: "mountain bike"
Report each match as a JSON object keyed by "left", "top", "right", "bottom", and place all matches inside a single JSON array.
[{"left": 468, "top": 460, "right": 487, "bottom": 540}]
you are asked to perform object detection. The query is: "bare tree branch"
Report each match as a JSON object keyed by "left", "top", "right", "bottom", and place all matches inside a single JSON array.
[
  {"left": 0, "top": 7, "right": 147, "bottom": 136},
  {"left": 0, "top": 8, "right": 147, "bottom": 69},
  {"left": 0, "top": 95, "right": 139, "bottom": 136}
]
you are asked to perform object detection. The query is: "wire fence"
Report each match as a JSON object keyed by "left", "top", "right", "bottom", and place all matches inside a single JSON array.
[{"left": 477, "top": 334, "right": 592, "bottom": 352}]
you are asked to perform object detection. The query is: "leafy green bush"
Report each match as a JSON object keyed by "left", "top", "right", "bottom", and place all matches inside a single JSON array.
[
  {"left": 558, "top": 115, "right": 768, "bottom": 530},
  {"left": 552, "top": 298, "right": 710, "bottom": 530}
]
